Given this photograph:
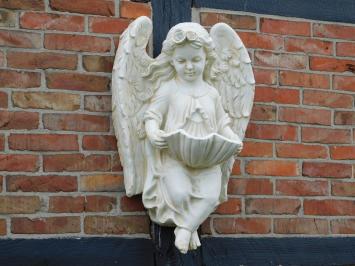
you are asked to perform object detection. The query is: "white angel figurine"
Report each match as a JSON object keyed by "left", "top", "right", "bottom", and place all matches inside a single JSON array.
[{"left": 112, "top": 17, "right": 255, "bottom": 254}]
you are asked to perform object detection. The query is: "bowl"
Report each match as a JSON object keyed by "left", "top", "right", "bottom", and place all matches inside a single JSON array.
[{"left": 163, "top": 130, "right": 241, "bottom": 168}]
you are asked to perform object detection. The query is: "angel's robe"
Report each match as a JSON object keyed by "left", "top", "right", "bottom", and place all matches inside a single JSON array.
[{"left": 142, "top": 79, "right": 231, "bottom": 231}]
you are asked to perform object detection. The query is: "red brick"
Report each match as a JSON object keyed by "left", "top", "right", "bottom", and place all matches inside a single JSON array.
[
  {"left": 330, "top": 146, "right": 355, "bottom": 160},
  {"left": 215, "top": 198, "right": 241, "bottom": 215},
  {"left": 332, "top": 219, "right": 355, "bottom": 234},
  {"left": 214, "top": 218, "right": 271, "bottom": 234},
  {"left": 12, "top": 216, "right": 80, "bottom": 234},
  {"left": 0, "top": 70, "right": 40, "bottom": 88},
  {"left": 80, "top": 174, "right": 124, "bottom": 192},
  {"left": 49, "top": 196, "right": 85, "bottom": 213},
  {"left": 335, "top": 111, "right": 355, "bottom": 125},
  {"left": 303, "top": 90, "right": 353, "bottom": 108},
  {"left": 304, "top": 199, "right": 355, "bottom": 216},
  {"left": 120, "top": 1, "right": 151, "bottom": 19},
  {"left": 279, "top": 107, "right": 331, "bottom": 126},
  {"left": 82, "top": 135, "right": 117, "bottom": 151},
  {"left": 303, "top": 162, "right": 352, "bottom": 179},
  {"left": 6, "top": 175, "right": 77, "bottom": 192},
  {"left": 120, "top": 195, "right": 145, "bottom": 212},
  {"left": 310, "top": 56, "right": 355, "bottom": 73},
  {"left": 237, "top": 32, "right": 283, "bottom": 50},
  {"left": 44, "top": 34, "right": 111, "bottom": 52},
  {"left": 112, "top": 154, "right": 123, "bottom": 172},
  {"left": 84, "top": 95, "right": 112, "bottom": 112},
  {"left": 0, "top": 91, "right": 7, "bottom": 108},
  {"left": 246, "top": 198, "right": 300, "bottom": 215},
  {"left": 12, "top": 92, "right": 80, "bottom": 111},
  {"left": 333, "top": 75, "right": 355, "bottom": 92},
  {"left": 255, "top": 51, "right": 307, "bottom": 70},
  {"left": 0, "top": 135, "right": 4, "bottom": 151},
  {"left": 250, "top": 104, "right": 276, "bottom": 121},
  {"left": 254, "top": 86, "right": 299, "bottom": 104},
  {"left": 0, "top": 155, "right": 38, "bottom": 172},
  {"left": 9, "top": 134, "right": 78, "bottom": 151},
  {"left": 47, "top": 72, "right": 109, "bottom": 92},
  {"left": 254, "top": 69, "right": 277, "bottom": 85},
  {"left": 84, "top": 216, "right": 149, "bottom": 234},
  {"left": 43, "top": 113, "right": 110, "bottom": 132},
  {"left": 0, "top": 111, "right": 39, "bottom": 130},
  {"left": 0, "top": 0, "right": 44, "bottom": 10},
  {"left": 246, "top": 123, "right": 298, "bottom": 141},
  {"left": 260, "top": 18, "right": 310, "bottom": 36},
  {"left": 239, "top": 141, "right": 273, "bottom": 157},
  {"left": 0, "top": 9, "right": 16, "bottom": 27},
  {"left": 332, "top": 181, "right": 355, "bottom": 197},
  {"left": 201, "top": 12, "right": 256, "bottom": 30},
  {"left": 280, "top": 71, "right": 329, "bottom": 89},
  {"left": 201, "top": 218, "right": 212, "bottom": 235},
  {"left": 0, "top": 219, "right": 5, "bottom": 235},
  {"left": 228, "top": 178, "right": 273, "bottom": 195},
  {"left": 89, "top": 17, "right": 130, "bottom": 34},
  {"left": 20, "top": 12, "right": 84, "bottom": 31},
  {"left": 276, "top": 143, "right": 327, "bottom": 159},
  {"left": 50, "top": 0, "right": 114, "bottom": 16},
  {"left": 0, "top": 29, "right": 41, "bottom": 48},
  {"left": 8, "top": 51, "right": 77, "bottom": 70},
  {"left": 0, "top": 50, "right": 4, "bottom": 66},
  {"left": 302, "top": 127, "right": 351, "bottom": 144},
  {"left": 276, "top": 179, "right": 328, "bottom": 196},
  {"left": 231, "top": 160, "right": 241, "bottom": 175},
  {"left": 336, "top": 42, "right": 355, "bottom": 57},
  {"left": 43, "top": 154, "right": 110, "bottom": 172},
  {"left": 314, "top": 23, "right": 355, "bottom": 41},
  {"left": 83, "top": 55, "right": 114, "bottom": 73},
  {"left": 86, "top": 195, "right": 116, "bottom": 212},
  {"left": 246, "top": 160, "right": 298, "bottom": 177},
  {"left": 0, "top": 196, "right": 40, "bottom": 214},
  {"left": 285, "top": 37, "right": 332, "bottom": 55},
  {"left": 274, "top": 218, "right": 328, "bottom": 234}
]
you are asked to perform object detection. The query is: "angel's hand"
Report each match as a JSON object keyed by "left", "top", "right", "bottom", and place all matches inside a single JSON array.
[{"left": 148, "top": 129, "right": 168, "bottom": 149}]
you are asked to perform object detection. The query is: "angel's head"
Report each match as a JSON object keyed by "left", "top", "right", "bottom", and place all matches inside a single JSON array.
[{"left": 144, "top": 23, "right": 216, "bottom": 86}]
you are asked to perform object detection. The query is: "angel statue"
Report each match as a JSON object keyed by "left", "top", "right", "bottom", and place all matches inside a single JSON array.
[{"left": 112, "top": 16, "right": 255, "bottom": 254}]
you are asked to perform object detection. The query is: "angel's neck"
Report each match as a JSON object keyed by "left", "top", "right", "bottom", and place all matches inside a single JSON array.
[{"left": 175, "top": 76, "right": 204, "bottom": 89}]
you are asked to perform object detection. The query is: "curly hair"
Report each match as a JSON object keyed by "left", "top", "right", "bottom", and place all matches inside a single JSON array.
[{"left": 143, "top": 22, "right": 218, "bottom": 90}]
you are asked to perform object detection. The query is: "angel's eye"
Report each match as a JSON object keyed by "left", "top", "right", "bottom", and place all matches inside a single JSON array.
[
  {"left": 192, "top": 57, "right": 201, "bottom": 62},
  {"left": 176, "top": 59, "right": 186, "bottom": 63}
]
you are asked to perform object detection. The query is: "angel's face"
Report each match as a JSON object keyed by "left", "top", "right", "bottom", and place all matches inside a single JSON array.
[{"left": 171, "top": 43, "right": 206, "bottom": 82}]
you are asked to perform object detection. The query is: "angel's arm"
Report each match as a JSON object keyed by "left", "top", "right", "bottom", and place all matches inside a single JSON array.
[{"left": 144, "top": 85, "right": 170, "bottom": 148}]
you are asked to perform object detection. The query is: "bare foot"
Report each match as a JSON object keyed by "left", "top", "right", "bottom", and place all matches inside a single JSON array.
[
  {"left": 174, "top": 227, "right": 191, "bottom": 254},
  {"left": 189, "top": 230, "right": 201, "bottom": 250}
]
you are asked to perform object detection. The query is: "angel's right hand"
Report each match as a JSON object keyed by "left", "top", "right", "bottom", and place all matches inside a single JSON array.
[{"left": 148, "top": 129, "right": 168, "bottom": 149}]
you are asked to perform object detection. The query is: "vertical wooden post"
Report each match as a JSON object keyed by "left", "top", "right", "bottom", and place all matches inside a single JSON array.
[
  {"left": 150, "top": 222, "right": 204, "bottom": 266},
  {"left": 151, "top": 0, "right": 192, "bottom": 57}
]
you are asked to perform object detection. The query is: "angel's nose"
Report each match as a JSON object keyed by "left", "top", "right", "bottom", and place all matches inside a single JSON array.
[{"left": 185, "top": 61, "right": 193, "bottom": 70}]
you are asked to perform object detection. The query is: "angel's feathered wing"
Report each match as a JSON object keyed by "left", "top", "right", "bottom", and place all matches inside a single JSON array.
[
  {"left": 210, "top": 23, "right": 255, "bottom": 202},
  {"left": 112, "top": 16, "right": 154, "bottom": 196}
]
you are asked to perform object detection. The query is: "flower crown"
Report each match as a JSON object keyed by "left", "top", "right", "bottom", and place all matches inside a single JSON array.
[{"left": 172, "top": 29, "right": 198, "bottom": 44}]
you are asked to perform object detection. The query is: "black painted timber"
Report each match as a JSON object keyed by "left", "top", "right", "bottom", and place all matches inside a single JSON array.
[
  {"left": 1, "top": 237, "right": 355, "bottom": 266},
  {"left": 193, "top": 0, "right": 355, "bottom": 24},
  {"left": 151, "top": 0, "right": 192, "bottom": 57}
]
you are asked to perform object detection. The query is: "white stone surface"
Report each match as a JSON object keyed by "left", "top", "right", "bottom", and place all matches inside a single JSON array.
[{"left": 111, "top": 16, "right": 255, "bottom": 253}]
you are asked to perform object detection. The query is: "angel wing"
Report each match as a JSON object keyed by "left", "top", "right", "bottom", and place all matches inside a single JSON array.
[
  {"left": 209, "top": 23, "right": 255, "bottom": 202},
  {"left": 112, "top": 16, "right": 154, "bottom": 196}
]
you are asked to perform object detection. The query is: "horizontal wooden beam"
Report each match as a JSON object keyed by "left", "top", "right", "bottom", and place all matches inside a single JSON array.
[{"left": 193, "top": 0, "right": 355, "bottom": 24}]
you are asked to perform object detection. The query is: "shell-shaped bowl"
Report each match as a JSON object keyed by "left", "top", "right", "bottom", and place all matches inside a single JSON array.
[{"left": 163, "top": 130, "right": 241, "bottom": 168}]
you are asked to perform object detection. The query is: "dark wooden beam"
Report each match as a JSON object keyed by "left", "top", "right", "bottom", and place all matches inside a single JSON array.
[
  {"left": 151, "top": 0, "right": 192, "bottom": 57},
  {"left": 2, "top": 237, "right": 355, "bottom": 265},
  {"left": 193, "top": 0, "right": 355, "bottom": 24}
]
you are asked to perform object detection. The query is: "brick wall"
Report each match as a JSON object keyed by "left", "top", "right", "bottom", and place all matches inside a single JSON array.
[{"left": 0, "top": 1, "right": 354, "bottom": 239}]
